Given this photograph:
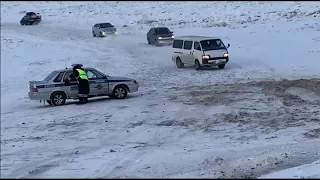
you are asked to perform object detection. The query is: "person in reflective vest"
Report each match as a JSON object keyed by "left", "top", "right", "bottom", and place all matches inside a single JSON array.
[{"left": 67, "top": 64, "right": 90, "bottom": 104}]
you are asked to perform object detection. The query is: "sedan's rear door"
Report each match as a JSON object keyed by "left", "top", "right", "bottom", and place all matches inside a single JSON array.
[{"left": 62, "top": 71, "right": 79, "bottom": 98}]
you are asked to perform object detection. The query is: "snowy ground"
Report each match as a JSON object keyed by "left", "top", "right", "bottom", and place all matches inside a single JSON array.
[{"left": 1, "top": 1, "right": 320, "bottom": 178}]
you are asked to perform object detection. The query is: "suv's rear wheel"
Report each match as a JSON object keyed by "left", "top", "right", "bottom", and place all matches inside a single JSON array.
[
  {"left": 194, "top": 60, "right": 201, "bottom": 70},
  {"left": 50, "top": 92, "right": 67, "bottom": 106},
  {"left": 176, "top": 57, "right": 184, "bottom": 68},
  {"left": 113, "top": 86, "right": 128, "bottom": 99},
  {"left": 147, "top": 38, "right": 151, "bottom": 44}
]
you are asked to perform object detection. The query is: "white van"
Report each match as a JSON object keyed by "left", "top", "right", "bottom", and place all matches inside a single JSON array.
[{"left": 171, "top": 36, "right": 230, "bottom": 70}]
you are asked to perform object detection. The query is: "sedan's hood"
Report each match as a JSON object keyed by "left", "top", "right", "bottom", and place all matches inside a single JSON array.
[
  {"left": 108, "top": 76, "right": 134, "bottom": 81},
  {"left": 157, "top": 34, "right": 173, "bottom": 38},
  {"left": 101, "top": 27, "right": 116, "bottom": 32}
]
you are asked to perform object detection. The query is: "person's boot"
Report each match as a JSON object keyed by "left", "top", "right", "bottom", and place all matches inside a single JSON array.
[
  {"left": 83, "top": 97, "right": 88, "bottom": 104},
  {"left": 76, "top": 97, "right": 84, "bottom": 105}
]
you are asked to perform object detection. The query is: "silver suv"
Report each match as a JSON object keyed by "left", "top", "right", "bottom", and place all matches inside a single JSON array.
[{"left": 92, "top": 23, "right": 117, "bottom": 37}]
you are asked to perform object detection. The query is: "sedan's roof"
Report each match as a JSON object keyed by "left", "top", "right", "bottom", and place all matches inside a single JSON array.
[
  {"left": 151, "top": 27, "right": 169, "bottom": 29},
  {"left": 55, "top": 67, "right": 96, "bottom": 72}
]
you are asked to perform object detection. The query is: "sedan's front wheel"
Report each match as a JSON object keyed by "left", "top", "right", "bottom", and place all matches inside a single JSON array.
[{"left": 113, "top": 86, "right": 128, "bottom": 99}]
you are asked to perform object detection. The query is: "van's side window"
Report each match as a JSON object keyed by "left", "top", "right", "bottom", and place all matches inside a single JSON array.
[
  {"left": 173, "top": 40, "right": 183, "bottom": 49},
  {"left": 183, "top": 41, "right": 192, "bottom": 50},
  {"left": 194, "top": 42, "right": 201, "bottom": 51}
]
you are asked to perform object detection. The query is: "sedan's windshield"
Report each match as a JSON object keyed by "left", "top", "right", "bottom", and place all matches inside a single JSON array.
[
  {"left": 100, "top": 23, "right": 113, "bottom": 28},
  {"left": 200, "top": 39, "right": 226, "bottom": 51},
  {"left": 155, "top": 28, "right": 170, "bottom": 35}
]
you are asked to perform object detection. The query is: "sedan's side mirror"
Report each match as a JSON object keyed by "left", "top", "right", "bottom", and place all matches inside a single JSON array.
[{"left": 227, "top": 43, "right": 230, "bottom": 48}]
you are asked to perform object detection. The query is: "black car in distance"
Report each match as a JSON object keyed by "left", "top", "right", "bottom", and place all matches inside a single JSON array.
[
  {"left": 20, "top": 12, "right": 42, "bottom": 25},
  {"left": 147, "top": 27, "right": 174, "bottom": 46}
]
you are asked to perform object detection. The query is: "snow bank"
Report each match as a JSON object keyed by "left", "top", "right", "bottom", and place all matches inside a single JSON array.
[{"left": 260, "top": 160, "right": 320, "bottom": 178}]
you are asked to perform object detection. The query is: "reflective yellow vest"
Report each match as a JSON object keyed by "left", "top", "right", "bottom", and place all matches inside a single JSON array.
[{"left": 76, "top": 69, "right": 88, "bottom": 80}]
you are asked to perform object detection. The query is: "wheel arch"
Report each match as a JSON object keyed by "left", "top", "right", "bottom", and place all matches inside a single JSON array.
[
  {"left": 113, "top": 84, "right": 130, "bottom": 92},
  {"left": 50, "top": 90, "right": 68, "bottom": 99}
]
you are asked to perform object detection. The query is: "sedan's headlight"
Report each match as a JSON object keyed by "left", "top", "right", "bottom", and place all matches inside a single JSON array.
[
  {"left": 202, "top": 55, "right": 210, "bottom": 60},
  {"left": 223, "top": 53, "right": 229, "bottom": 57},
  {"left": 101, "top": 31, "right": 106, "bottom": 35},
  {"left": 171, "top": 35, "right": 174, "bottom": 38},
  {"left": 158, "top": 37, "right": 162, "bottom": 39},
  {"left": 115, "top": 31, "right": 118, "bottom": 34}
]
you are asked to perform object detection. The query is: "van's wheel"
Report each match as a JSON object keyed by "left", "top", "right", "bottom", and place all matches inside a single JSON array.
[
  {"left": 50, "top": 92, "right": 67, "bottom": 106},
  {"left": 176, "top": 57, "right": 184, "bottom": 68},
  {"left": 194, "top": 60, "right": 201, "bottom": 70},
  {"left": 113, "top": 86, "right": 128, "bottom": 99},
  {"left": 92, "top": 31, "right": 96, "bottom": 37},
  {"left": 218, "top": 64, "right": 225, "bottom": 69},
  {"left": 46, "top": 100, "right": 52, "bottom": 105}
]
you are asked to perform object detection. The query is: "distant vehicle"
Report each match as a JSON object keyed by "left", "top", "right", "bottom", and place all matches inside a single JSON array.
[
  {"left": 172, "top": 36, "right": 230, "bottom": 70},
  {"left": 20, "top": 12, "right": 42, "bottom": 25},
  {"left": 147, "top": 27, "right": 174, "bottom": 46},
  {"left": 28, "top": 66, "right": 139, "bottom": 106},
  {"left": 92, "top": 23, "right": 117, "bottom": 37}
]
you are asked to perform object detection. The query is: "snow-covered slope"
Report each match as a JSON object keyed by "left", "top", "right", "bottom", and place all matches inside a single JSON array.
[
  {"left": 260, "top": 160, "right": 320, "bottom": 178},
  {"left": 1, "top": 1, "right": 320, "bottom": 178}
]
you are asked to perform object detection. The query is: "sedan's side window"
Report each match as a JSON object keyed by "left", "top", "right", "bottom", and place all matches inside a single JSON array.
[
  {"left": 63, "top": 71, "right": 75, "bottom": 82},
  {"left": 87, "top": 70, "right": 103, "bottom": 79},
  {"left": 53, "top": 72, "right": 64, "bottom": 82}
]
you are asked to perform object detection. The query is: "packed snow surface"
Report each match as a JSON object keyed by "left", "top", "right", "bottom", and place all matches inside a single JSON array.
[{"left": 1, "top": 1, "right": 320, "bottom": 178}]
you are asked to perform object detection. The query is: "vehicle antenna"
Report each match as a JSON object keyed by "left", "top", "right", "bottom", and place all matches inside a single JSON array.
[{"left": 64, "top": 59, "right": 68, "bottom": 69}]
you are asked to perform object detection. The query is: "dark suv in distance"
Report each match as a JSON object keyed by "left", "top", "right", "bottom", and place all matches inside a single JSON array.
[{"left": 147, "top": 27, "right": 174, "bottom": 46}]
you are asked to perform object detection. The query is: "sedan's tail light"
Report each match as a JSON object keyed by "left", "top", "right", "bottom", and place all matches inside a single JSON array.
[
  {"left": 31, "top": 87, "right": 38, "bottom": 92},
  {"left": 31, "top": 84, "right": 38, "bottom": 92}
]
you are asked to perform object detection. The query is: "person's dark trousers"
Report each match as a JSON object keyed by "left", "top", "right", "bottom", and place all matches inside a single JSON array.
[{"left": 77, "top": 79, "right": 90, "bottom": 104}]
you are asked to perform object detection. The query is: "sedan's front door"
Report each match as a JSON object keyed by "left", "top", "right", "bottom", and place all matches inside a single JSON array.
[{"left": 86, "top": 69, "right": 109, "bottom": 95}]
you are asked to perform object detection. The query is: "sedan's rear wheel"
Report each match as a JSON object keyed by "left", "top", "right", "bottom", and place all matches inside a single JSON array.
[
  {"left": 113, "top": 86, "right": 128, "bottom": 99},
  {"left": 92, "top": 31, "right": 96, "bottom": 37},
  {"left": 50, "top": 92, "right": 67, "bottom": 106}
]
